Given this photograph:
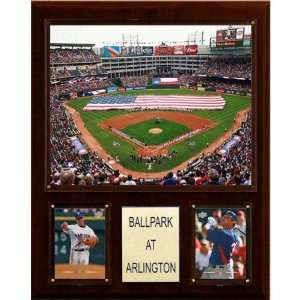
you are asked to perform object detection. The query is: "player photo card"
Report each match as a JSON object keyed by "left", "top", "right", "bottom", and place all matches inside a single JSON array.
[
  {"left": 50, "top": 205, "right": 110, "bottom": 284},
  {"left": 191, "top": 205, "right": 251, "bottom": 285}
]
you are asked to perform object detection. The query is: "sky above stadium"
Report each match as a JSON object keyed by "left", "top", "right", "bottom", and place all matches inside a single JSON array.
[{"left": 50, "top": 25, "right": 251, "bottom": 47}]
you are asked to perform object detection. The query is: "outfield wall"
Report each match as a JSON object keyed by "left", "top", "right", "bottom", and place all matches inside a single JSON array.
[{"left": 203, "top": 86, "right": 251, "bottom": 97}]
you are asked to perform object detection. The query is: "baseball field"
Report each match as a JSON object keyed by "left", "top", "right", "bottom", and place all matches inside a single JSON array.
[{"left": 66, "top": 89, "right": 251, "bottom": 175}]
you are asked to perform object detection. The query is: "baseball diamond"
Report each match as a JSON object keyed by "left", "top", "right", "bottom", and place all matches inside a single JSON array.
[{"left": 115, "top": 118, "right": 190, "bottom": 145}]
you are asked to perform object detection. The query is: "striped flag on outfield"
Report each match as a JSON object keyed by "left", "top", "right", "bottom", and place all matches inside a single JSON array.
[{"left": 83, "top": 95, "right": 225, "bottom": 111}]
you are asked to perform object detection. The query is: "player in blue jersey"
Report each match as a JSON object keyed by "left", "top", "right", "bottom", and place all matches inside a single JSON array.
[{"left": 201, "top": 210, "right": 239, "bottom": 279}]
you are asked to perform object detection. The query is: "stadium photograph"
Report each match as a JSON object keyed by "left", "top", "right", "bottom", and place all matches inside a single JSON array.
[{"left": 49, "top": 25, "right": 252, "bottom": 187}]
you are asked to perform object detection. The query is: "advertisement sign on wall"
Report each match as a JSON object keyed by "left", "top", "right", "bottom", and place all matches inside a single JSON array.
[
  {"left": 142, "top": 46, "right": 154, "bottom": 56},
  {"left": 120, "top": 46, "right": 127, "bottom": 56},
  {"left": 185, "top": 45, "right": 198, "bottom": 55},
  {"left": 102, "top": 46, "right": 121, "bottom": 57},
  {"left": 154, "top": 46, "right": 174, "bottom": 55},
  {"left": 210, "top": 37, "right": 216, "bottom": 48},
  {"left": 173, "top": 45, "right": 185, "bottom": 55},
  {"left": 135, "top": 46, "right": 142, "bottom": 55},
  {"left": 127, "top": 46, "right": 136, "bottom": 56}
]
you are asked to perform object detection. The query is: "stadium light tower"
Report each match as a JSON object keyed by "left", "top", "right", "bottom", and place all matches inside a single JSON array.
[
  {"left": 122, "top": 33, "right": 125, "bottom": 47},
  {"left": 201, "top": 31, "right": 205, "bottom": 45},
  {"left": 194, "top": 31, "right": 205, "bottom": 45},
  {"left": 193, "top": 31, "right": 197, "bottom": 44},
  {"left": 185, "top": 33, "right": 191, "bottom": 45}
]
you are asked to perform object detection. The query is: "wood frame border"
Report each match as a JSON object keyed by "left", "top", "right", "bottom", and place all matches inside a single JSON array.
[{"left": 31, "top": 1, "right": 269, "bottom": 300}]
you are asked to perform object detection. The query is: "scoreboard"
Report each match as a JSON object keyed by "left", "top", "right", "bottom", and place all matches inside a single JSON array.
[{"left": 216, "top": 28, "right": 244, "bottom": 47}]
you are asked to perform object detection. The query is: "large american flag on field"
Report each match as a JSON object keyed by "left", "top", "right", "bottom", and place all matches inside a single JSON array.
[{"left": 83, "top": 95, "right": 225, "bottom": 111}]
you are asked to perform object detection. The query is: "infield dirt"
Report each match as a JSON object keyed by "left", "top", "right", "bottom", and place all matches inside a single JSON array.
[
  {"left": 100, "top": 110, "right": 214, "bottom": 130},
  {"left": 100, "top": 110, "right": 215, "bottom": 156}
]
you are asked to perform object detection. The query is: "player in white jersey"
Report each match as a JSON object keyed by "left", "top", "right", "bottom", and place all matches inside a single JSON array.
[{"left": 61, "top": 211, "right": 98, "bottom": 265}]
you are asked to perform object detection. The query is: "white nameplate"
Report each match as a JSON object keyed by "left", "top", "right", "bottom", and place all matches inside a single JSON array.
[{"left": 122, "top": 206, "right": 180, "bottom": 282}]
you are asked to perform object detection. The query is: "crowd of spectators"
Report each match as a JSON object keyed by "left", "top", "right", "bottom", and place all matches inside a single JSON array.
[
  {"left": 49, "top": 96, "right": 115, "bottom": 187},
  {"left": 197, "top": 59, "right": 251, "bottom": 79},
  {"left": 50, "top": 77, "right": 113, "bottom": 99},
  {"left": 50, "top": 68, "right": 73, "bottom": 79},
  {"left": 176, "top": 112, "right": 251, "bottom": 186},
  {"left": 195, "top": 209, "right": 247, "bottom": 279},
  {"left": 178, "top": 74, "right": 251, "bottom": 93},
  {"left": 178, "top": 74, "right": 199, "bottom": 86},
  {"left": 121, "top": 76, "right": 149, "bottom": 88},
  {"left": 50, "top": 66, "right": 104, "bottom": 79},
  {"left": 198, "top": 77, "right": 251, "bottom": 93},
  {"left": 50, "top": 48, "right": 100, "bottom": 64}
]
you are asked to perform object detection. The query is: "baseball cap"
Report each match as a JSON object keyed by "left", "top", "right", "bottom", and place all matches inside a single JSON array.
[
  {"left": 224, "top": 210, "right": 238, "bottom": 222},
  {"left": 75, "top": 211, "right": 84, "bottom": 218}
]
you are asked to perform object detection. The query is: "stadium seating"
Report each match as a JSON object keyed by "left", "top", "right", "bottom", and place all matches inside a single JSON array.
[
  {"left": 50, "top": 77, "right": 114, "bottom": 99},
  {"left": 196, "top": 59, "right": 251, "bottom": 79},
  {"left": 121, "top": 76, "right": 148, "bottom": 88},
  {"left": 50, "top": 48, "right": 100, "bottom": 64}
]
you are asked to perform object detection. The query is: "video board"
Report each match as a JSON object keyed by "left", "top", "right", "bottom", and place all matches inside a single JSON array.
[
  {"left": 216, "top": 28, "right": 244, "bottom": 47},
  {"left": 142, "top": 46, "right": 154, "bottom": 56},
  {"left": 102, "top": 46, "right": 121, "bottom": 57}
]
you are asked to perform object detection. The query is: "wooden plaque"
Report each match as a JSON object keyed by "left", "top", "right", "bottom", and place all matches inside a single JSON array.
[{"left": 31, "top": 1, "right": 270, "bottom": 300}]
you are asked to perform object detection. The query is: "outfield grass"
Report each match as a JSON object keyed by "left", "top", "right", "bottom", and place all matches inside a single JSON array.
[
  {"left": 67, "top": 89, "right": 251, "bottom": 173},
  {"left": 122, "top": 118, "right": 190, "bottom": 145}
]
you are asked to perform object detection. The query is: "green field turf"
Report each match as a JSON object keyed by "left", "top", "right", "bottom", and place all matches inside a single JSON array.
[
  {"left": 67, "top": 89, "right": 251, "bottom": 173},
  {"left": 122, "top": 118, "right": 190, "bottom": 145}
]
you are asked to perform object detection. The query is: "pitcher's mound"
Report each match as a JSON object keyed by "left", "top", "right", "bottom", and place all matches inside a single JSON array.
[{"left": 149, "top": 128, "right": 163, "bottom": 134}]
